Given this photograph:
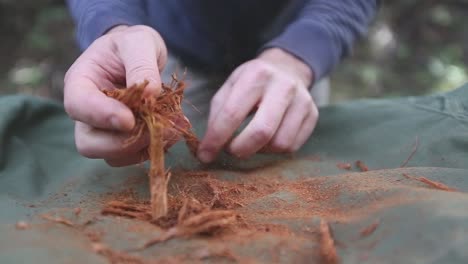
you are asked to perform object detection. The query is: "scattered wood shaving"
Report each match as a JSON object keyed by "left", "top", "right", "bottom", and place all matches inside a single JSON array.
[
  {"left": 319, "top": 219, "right": 339, "bottom": 264},
  {"left": 189, "top": 246, "right": 238, "bottom": 261},
  {"left": 92, "top": 242, "right": 145, "bottom": 264},
  {"left": 101, "top": 201, "right": 152, "bottom": 221},
  {"left": 336, "top": 163, "right": 352, "bottom": 170},
  {"left": 140, "top": 210, "right": 236, "bottom": 250},
  {"left": 403, "top": 173, "right": 457, "bottom": 192},
  {"left": 355, "top": 160, "right": 369, "bottom": 172},
  {"left": 38, "top": 211, "right": 147, "bottom": 264},
  {"left": 74, "top": 207, "right": 82, "bottom": 216},
  {"left": 41, "top": 214, "right": 75, "bottom": 227},
  {"left": 360, "top": 220, "right": 380, "bottom": 238},
  {"left": 85, "top": 231, "right": 103, "bottom": 243},
  {"left": 15, "top": 221, "right": 29, "bottom": 230},
  {"left": 401, "top": 136, "right": 419, "bottom": 167},
  {"left": 83, "top": 217, "right": 98, "bottom": 226}
]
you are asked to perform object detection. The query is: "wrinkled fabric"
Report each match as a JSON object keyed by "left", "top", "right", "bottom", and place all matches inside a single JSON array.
[{"left": 0, "top": 83, "right": 467, "bottom": 263}]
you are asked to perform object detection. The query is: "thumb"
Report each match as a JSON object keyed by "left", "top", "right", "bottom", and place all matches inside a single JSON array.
[{"left": 117, "top": 27, "right": 167, "bottom": 95}]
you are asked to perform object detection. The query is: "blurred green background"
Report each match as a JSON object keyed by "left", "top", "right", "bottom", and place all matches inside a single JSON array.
[{"left": 1, "top": 0, "right": 467, "bottom": 102}]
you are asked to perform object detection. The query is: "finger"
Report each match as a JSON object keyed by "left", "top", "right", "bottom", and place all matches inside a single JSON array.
[
  {"left": 105, "top": 148, "right": 149, "bottom": 167},
  {"left": 117, "top": 28, "right": 167, "bottom": 95},
  {"left": 75, "top": 121, "right": 149, "bottom": 159},
  {"left": 105, "top": 123, "right": 186, "bottom": 167},
  {"left": 162, "top": 128, "right": 183, "bottom": 150},
  {"left": 207, "top": 66, "right": 245, "bottom": 126},
  {"left": 64, "top": 73, "right": 135, "bottom": 131},
  {"left": 198, "top": 70, "right": 267, "bottom": 163},
  {"left": 228, "top": 79, "right": 296, "bottom": 158},
  {"left": 264, "top": 92, "right": 312, "bottom": 153},
  {"left": 292, "top": 104, "right": 319, "bottom": 151}
]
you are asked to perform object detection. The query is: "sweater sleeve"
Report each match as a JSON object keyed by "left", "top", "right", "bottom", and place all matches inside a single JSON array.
[
  {"left": 263, "top": 0, "right": 379, "bottom": 82},
  {"left": 66, "top": 0, "right": 147, "bottom": 51}
]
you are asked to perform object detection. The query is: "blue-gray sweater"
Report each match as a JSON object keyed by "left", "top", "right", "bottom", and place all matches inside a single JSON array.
[{"left": 66, "top": 0, "right": 379, "bottom": 81}]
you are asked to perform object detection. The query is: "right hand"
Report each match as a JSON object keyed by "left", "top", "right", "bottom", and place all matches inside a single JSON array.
[{"left": 64, "top": 25, "right": 169, "bottom": 167}]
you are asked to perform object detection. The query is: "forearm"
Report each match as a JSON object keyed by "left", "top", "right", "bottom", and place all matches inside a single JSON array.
[
  {"left": 66, "top": 0, "right": 147, "bottom": 50},
  {"left": 263, "top": 0, "right": 380, "bottom": 83}
]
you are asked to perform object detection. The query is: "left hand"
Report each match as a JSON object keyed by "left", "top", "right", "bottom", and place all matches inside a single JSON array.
[{"left": 197, "top": 48, "right": 319, "bottom": 163}]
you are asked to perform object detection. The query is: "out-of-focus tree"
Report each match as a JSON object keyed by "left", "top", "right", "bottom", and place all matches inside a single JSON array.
[
  {"left": 0, "top": 0, "right": 467, "bottom": 101},
  {"left": 332, "top": 0, "right": 468, "bottom": 101}
]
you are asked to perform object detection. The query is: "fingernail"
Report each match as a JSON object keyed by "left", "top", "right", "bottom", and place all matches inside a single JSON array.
[{"left": 198, "top": 149, "right": 214, "bottom": 163}]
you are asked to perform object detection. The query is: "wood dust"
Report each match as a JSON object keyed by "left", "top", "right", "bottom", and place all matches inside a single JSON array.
[{"left": 21, "top": 78, "right": 462, "bottom": 263}]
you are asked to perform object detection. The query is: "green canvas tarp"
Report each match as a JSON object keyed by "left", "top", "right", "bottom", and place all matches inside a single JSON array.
[{"left": 0, "top": 83, "right": 467, "bottom": 263}]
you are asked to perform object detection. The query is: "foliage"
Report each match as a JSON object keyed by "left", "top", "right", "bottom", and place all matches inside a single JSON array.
[
  {"left": 0, "top": 0, "right": 467, "bottom": 102},
  {"left": 332, "top": 0, "right": 468, "bottom": 101}
]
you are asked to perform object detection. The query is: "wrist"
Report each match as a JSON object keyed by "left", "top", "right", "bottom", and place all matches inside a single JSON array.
[{"left": 258, "top": 48, "right": 314, "bottom": 87}]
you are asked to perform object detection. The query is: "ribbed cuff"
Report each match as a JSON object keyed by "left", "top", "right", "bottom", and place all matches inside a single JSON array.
[
  {"left": 78, "top": 12, "right": 144, "bottom": 50},
  {"left": 262, "top": 22, "right": 339, "bottom": 84}
]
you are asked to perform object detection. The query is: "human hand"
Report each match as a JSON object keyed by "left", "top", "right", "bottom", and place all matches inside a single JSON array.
[
  {"left": 64, "top": 25, "right": 177, "bottom": 167},
  {"left": 198, "top": 48, "right": 319, "bottom": 163}
]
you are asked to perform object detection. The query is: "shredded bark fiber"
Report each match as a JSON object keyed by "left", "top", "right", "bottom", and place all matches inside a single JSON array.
[
  {"left": 102, "top": 200, "right": 152, "bottom": 222},
  {"left": 140, "top": 210, "right": 237, "bottom": 250},
  {"left": 103, "top": 75, "right": 199, "bottom": 219},
  {"left": 101, "top": 191, "right": 238, "bottom": 249}
]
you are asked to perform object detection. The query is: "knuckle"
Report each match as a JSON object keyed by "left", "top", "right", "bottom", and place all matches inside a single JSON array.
[
  {"left": 127, "top": 62, "right": 156, "bottom": 76},
  {"left": 280, "top": 77, "right": 296, "bottom": 90},
  {"left": 299, "top": 95, "right": 315, "bottom": 113},
  {"left": 279, "top": 79, "right": 297, "bottom": 99},
  {"left": 128, "top": 56, "right": 155, "bottom": 68},
  {"left": 251, "top": 124, "right": 274, "bottom": 144},
  {"left": 249, "top": 60, "right": 273, "bottom": 81},
  {"left": 223, "top": 105, "right": 242, "bottom": 124},
  {"left": 303, "top": 94, "right": 313, "bottom": 105}
]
